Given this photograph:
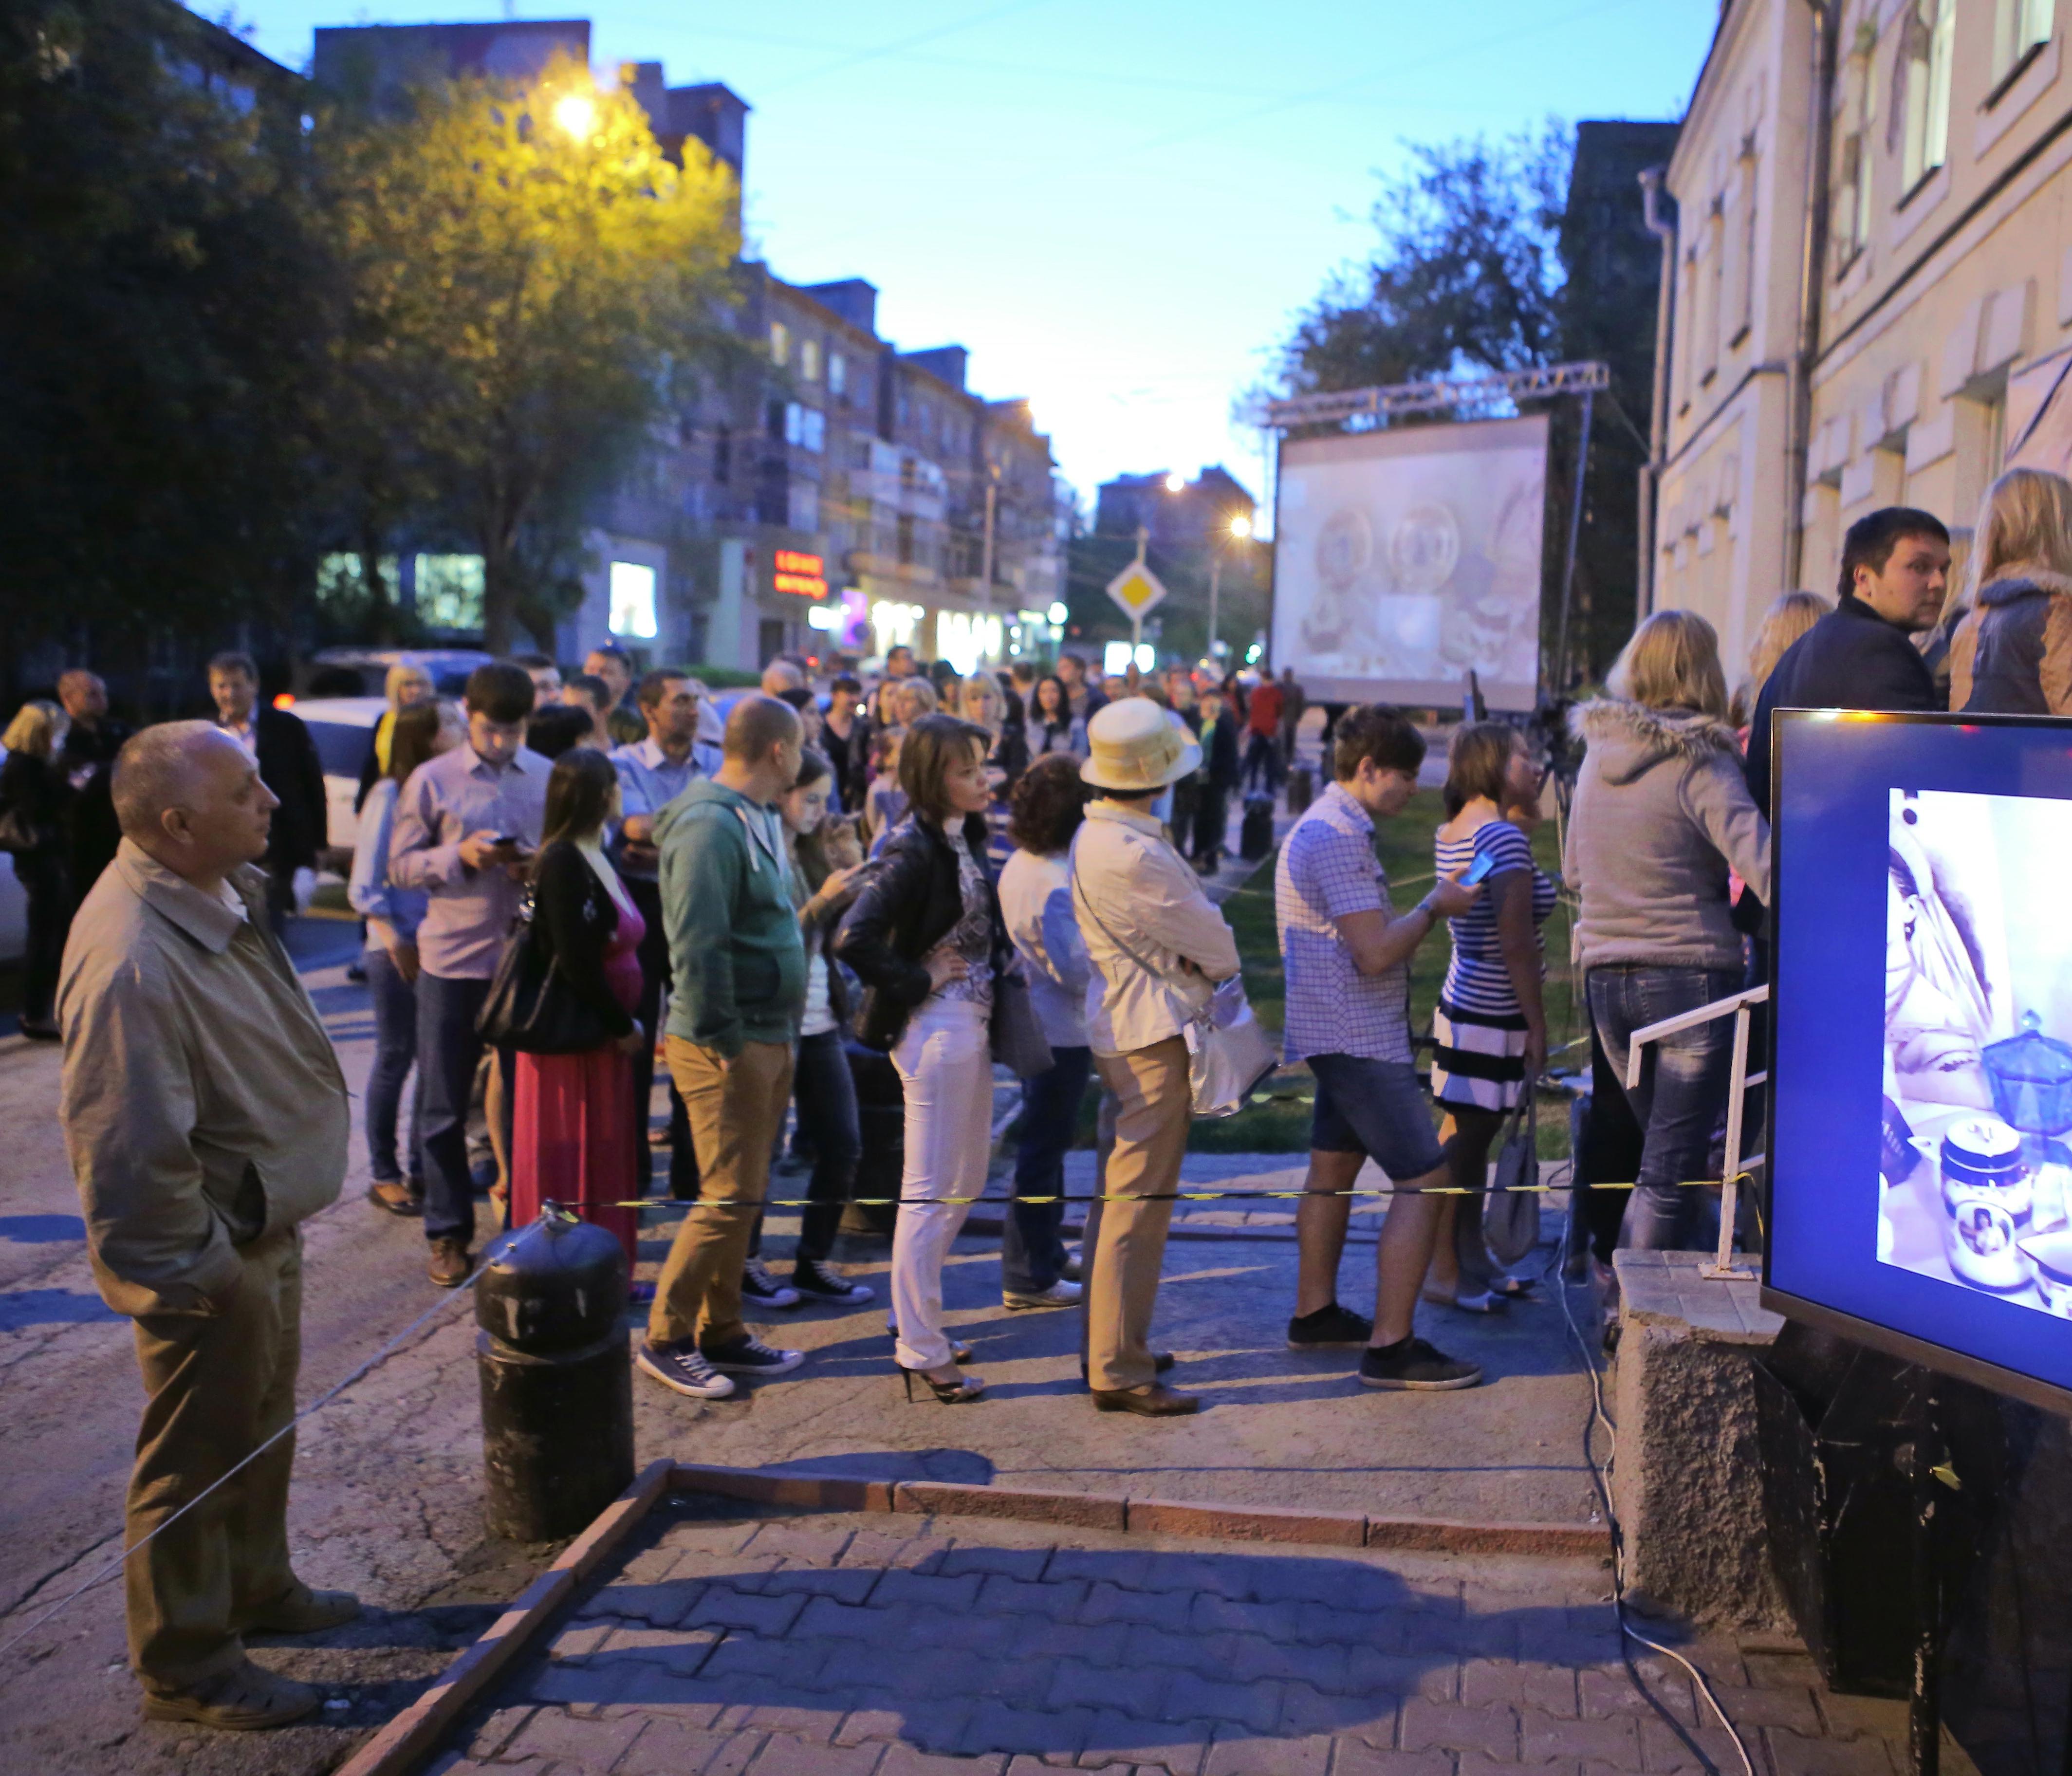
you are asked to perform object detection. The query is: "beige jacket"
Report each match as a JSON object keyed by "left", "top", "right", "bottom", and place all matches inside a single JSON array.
[
  {"left": 1069, "top": 801, "right": 1240, "bottom": 1057},
  {"left": 57, "top": 841, "right": 349, "bottom": 1317}
]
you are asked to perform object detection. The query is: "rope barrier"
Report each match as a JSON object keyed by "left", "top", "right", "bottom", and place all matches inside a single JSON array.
[{"left": 0, "top": 1219, "right": 554, "bottom": 1665}]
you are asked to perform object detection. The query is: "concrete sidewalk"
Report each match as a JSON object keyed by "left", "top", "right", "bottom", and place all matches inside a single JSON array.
[{"left": 431, "top": 1494, "right": 1915, "bottom": 1776}]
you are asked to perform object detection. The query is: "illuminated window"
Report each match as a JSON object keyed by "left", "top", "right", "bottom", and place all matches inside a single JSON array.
[
  {"left": 1103, "top": 641, "right": 1135, "bottom": 676},
  {"left": 769, "top": 320, "right": 790, "bottom": 367},
  {"left": 800, "top": 338, "right": 821, "bottom": 382},
  {"left": 801, "top": 409, "right": 825, "bottom": 453},
  {"left": 608, "top": 560, "right": 658, "bottom": 640},
  {"left": 415, "top": 554, "right": 485, "bottom": 631},
  {"left": 938, "top": 610, "right": 1003, "bottom": 675},
  {"left": 789, "top": 483, "right": 819, "bottom": 533},
  {"left": 828, "top": 352, "right": 847, "bottom": 397},
  {"left": 1900, "top": 0, "right": 1954, "bottom": 194},
  {"left": 1996, "top": 0, "right": 2054, "bottom": 82}
]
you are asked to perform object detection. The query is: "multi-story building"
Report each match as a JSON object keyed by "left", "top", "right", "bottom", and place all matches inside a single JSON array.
[{"left": 1649, "top": 0, "right": 2072, "bottom": 675}]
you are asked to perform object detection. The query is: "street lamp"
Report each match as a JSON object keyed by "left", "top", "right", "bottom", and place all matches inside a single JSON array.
[
  {"left": 553, "top": 92, "right": 597, "bottom": 139},
  {"left": 1163, "top": 471, "right": 1186, "bottom": 494},
  {"left": 1206, "top": 511, "right": 1254, "bottom": 666}
]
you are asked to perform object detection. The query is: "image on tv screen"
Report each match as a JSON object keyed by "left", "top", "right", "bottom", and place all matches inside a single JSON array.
[{"left": 1882, "top": 787, "right": 2072, "bottom": 1316}]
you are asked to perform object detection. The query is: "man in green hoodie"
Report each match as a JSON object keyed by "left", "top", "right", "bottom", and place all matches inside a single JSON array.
[{"left": 638, "top": 695, "right": 810, "bottom": 1401}]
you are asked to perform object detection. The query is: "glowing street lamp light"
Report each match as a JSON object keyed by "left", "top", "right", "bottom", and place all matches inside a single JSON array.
[
  {"left": 1163, "top": 471, "right": 1186, "bottom": 494},
  {"left": 1229, "top": 514, "right": 1253, "bottom": 540},
  {"left": 553, "top": 92, "right": 597, "bottom": 139}
]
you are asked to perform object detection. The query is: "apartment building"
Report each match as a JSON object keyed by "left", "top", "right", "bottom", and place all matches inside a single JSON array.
[{"left": 1650, "top": 0, "right": 2072, "bottom": 675}]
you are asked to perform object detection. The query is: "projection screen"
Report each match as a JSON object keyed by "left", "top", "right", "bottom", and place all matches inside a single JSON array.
[{"left": 1271, "top": 413, "right": 1549, "bottom": 710}]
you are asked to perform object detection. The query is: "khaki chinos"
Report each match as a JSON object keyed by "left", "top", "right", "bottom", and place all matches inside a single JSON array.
[
  {"left": 1084, "top": 1035, "right": 1193, "bottom": 1391},
  {"left": 647, "top": 1036, "right": 795, "bottom": 1351},
  {"left": 127, "top": 1228, "right": 302, "bottom": 1687}
]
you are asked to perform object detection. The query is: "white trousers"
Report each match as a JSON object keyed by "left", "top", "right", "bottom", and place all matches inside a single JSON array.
[{"left": 890, "top": 998, "right": 995, "bottom": 1370}]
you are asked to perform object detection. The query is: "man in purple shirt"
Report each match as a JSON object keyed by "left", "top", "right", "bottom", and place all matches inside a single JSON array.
[{"left": 389, "top": 663, "right": 548, "bottom": 1285}]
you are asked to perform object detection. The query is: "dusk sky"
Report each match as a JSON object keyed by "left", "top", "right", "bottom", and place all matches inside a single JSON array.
[{"left": 232, "top": 0, "right": 1719, "bottom": 516}]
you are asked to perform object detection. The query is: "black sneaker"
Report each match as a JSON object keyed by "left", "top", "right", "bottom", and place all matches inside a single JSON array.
[
  {"left": 793, "top": 1258, "right": 874, "bottom": 1304},
  {"left": 705, "top": 1336, "right": 805, "bottom": 1377},
  {"left": 636, "top": 1339, "right": 736, "bottom": 1400},
  {"left": 1358, "top": 1337, "right": 1483, "bottom": 1391},
  {"left": 742, "top": 1258, "right": 801, "bottom": 1310},
  {"left": 1287, "top": 1302, "right": 1374, "bottom": 1349}
]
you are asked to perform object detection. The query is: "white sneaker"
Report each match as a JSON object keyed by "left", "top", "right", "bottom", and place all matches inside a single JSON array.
[{"left": 1003, "top": 1279, "right": 1084, "bottom": 1311}]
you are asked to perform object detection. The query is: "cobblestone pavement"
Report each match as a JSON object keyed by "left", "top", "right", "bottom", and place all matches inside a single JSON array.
[{"left": 433, "top": 1497, "right": 1917, "bottom": 1776}]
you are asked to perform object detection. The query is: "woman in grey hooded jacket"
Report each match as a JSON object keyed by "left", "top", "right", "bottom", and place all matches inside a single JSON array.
[
  {"left": 1946, "top": 467, "right": 2072, "bottom": 716},
  {"left": 1565, "top": 610, "right": 1771, "bottom": 1249}
]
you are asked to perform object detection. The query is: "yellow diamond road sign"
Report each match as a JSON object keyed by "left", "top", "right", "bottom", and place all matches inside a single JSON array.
[{"left": 1105, "top": 560, "right": 1167, "bottom": 621}]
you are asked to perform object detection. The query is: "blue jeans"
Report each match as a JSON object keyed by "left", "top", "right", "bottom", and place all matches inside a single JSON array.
[
  {"left": 1586, "top": 965, "right": 1740, "bottom": 1251},
  {"left": 792, "top": 1029, "right": 863, "bottom": 1263},
  {"left": 1005, "top": 1044, "right": 1092, "bottom": 1294},
  {"left": 363, "top": 947, "right": 421, "bottom": 1185},
  {"left": 416, "top": 973, "right": 506, "bottom": 1244}
]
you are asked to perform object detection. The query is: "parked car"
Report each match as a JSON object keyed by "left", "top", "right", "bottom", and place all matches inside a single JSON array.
[
  {"left": 296, "top": 647, "right": 495, "bottom": 701},
  {"left": 0, "top": 854, "right": 25, "bottom": 966},
  {"left": 288, "top": 695, "right": 388, "bottom": 860}
]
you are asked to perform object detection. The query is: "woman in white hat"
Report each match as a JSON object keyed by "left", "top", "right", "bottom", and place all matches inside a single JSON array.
[{"left": 1069, "top": 699, "right": 1241, "bottom": 1415}]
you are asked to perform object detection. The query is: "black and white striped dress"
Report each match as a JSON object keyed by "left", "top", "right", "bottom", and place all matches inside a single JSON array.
[{"left": 1430, "top": 819, "right": 1556, "bottom": 1112}]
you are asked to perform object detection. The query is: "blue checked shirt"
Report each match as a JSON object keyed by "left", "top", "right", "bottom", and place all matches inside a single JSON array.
[
  {"left": 1275, "top": 781, "right": 1413, "bottom": 1065},
  {"left": 610, "top": 736, "right": 721, "bottom": 881}
]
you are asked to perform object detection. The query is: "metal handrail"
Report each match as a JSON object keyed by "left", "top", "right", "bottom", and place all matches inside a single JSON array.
[{"left": 1626, "top": 983, "right": 1769, "bottom": 1280}]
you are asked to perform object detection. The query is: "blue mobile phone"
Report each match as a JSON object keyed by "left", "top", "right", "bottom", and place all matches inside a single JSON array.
[{"left": 1459, "top": 849, "right": 1498, "bottom": 887}]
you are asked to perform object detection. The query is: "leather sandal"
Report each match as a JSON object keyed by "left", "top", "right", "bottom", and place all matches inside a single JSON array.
[{"left": 142, "top": 1659, "right": 319, "bottom": 1730}]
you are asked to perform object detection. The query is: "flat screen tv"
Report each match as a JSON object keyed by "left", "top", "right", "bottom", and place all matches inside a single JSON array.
[{"left": 1766, "top": 708, "right": 2072, "bottom": 1413}]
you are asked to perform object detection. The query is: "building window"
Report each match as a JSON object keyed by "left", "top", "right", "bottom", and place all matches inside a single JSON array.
[
  {"left": 1995, "top": 0, "right": 2054, "bottom": 84},
  {"left": 608, "top": 561, "right": 658, "bottom": 640},
  {"left": 800, "top": 337, "right": 821, "bottom": 382},
  {"left": 1729, "top": 143, "right": 1757, "bottom": 345},
  {"left": 829, "top": 352, "right": 847, "bottom": 397},
  {"left": 896, "top": 512, "right": 915, "bottom": 564},
  {"left": 788, "top": 483, "right": 819, "bottom": 534},
  {"left": 769, "top": 319, "right": 790, "bottom": 367},
  {"left": 1898, "top": 0, "right": 1954, "bottom": 196},
  {"left": 802, "top": 408, "right": 825, "bottom": 453}
]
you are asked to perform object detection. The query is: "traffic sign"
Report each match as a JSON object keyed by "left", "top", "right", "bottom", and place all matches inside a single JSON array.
[{"left": 1105, "top": 559, "right": 1167, "bottom": 623}]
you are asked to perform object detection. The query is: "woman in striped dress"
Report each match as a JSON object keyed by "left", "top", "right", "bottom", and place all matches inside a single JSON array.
[{"left": 1426, "top": 722, "right": 1556, "bottom": 1311}]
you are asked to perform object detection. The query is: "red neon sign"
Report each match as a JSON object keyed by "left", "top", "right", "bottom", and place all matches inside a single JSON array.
[{"left": 772, "top": 549, "right": 827, "bottom": 598}]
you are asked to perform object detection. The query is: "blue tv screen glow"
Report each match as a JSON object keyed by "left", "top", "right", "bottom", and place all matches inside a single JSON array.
[{"left": 1767, "top": 710, "right": 2072, "bottom": 1410}]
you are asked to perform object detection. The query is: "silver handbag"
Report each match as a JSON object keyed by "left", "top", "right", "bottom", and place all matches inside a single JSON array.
[{"left": 1483, "top": 1092, "right": 1542, "bottom": 1266}]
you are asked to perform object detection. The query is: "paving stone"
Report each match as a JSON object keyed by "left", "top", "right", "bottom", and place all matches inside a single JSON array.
[
  {"left": 1810, "top": 1692, "right": 1910, "bottom": 1740},
  {"left": 1706, "top": 1686, "right": 1824, "bottom": 1735},
  {"left": 1081, "top": 1583, "right": 1196, "bottom": 1631},
  {"left": 1048, "top": 1549, "right": 1153, "bottom": 1590},
  {"left": 1397, "top": 1698, "right": 1520, "bottom": 1759},
  {"left": 618, "top": 1543, "right": 687, "bottom": 1587},
  {"left": 744, "top": 1735, "right": 885, "bottom": 1774},
  {"left": 1046, "top": 1659, "right": 1168, "bottom": 1719},
  {"left": 762, "top": 1566, "right": 885, "bottom": 1604},
  {"left": 1638, "top": 1718, "right": 1764, "bottom": 1774},
  {"left": 686, "top": 1585, "right": 809, "bottom": 1638},
  {"left": 819, "top": 1639, "right": 977, "bottom": 1695},
  {"left": 1520, "top": 1708, "right": 1644, "bottom": 1768},
  {"left": 700, "top": 1631, "right": 824, "bottom": 1685},
  {"left": 659, "top": 1519, "right": 762, "bottom": 1558},
  {"left": 600, "top": 1625, "right": 724, "bottom": 1677},
  {"left": 1463, "top": 1659, "right": 1579, "bottom": 1717},
  {"left": 940, "top": 1544, "right": 1056, "bottom": 1580},
  {"left": 958, "top": 1701, "right": 1096, "bottom": 1761},
  {"left": 839, "top": 1529, "right": 948, "bottom": 1572},
  {"left": 1187, "top": 1594, "right": 1299, "bottom": 1641},
  {"left": 1341, "top": 1646, "right": 1459, "bottom": 1703},
  {"left": 1740, "top": 1653, "right": 1821, "bottom": 1691},
  {"left": 548, "top": 1622, "right": 617, "bottom": 1666},
  {"left": 1578, "top": 1666, "right": 1698, "bottom": 1726},
  {"left": 1201, "top": 1726, "right": 1331, "bottom": 1776},
  {"left": 1136, "top": 1557, "right": 1258, "bottom": 1602},
  {"left": 596, "top": 1579, "right": 709, "bottom": 1628},
  {"left": 1762, "top": 1727, "right": 1897, "bottom": 1776},
  {"left": 1011, "top": 1618, "right": 1130, "bottom": 1667},
  {"left": 615, "top": 1719, "right": 747, "bottom": 1776},
  {"left": 723, "top": 1701, "right": 849, "bottom": 1743},
  {"left": 1115, "top": 1625, "right": 1216, "bottom": 1677},
  {"left": 1162, "top": 1669, "right": 1280, "bottom": 1737},
  {"left": 878, "top": 1746, "right": 1009, "bottom": 1776},
  {"left": 465, "top": 1705, "right": 538, "bottom": 1758},
  {"left": 745, "top": 1523, "right": 857, "bottom": 1567},
  {"left": 832, "top": 1702, "right": 909, "bottom": 1747},
  {"left": 797, "top": 1598, "right": 894, "bottom": 1641},
  {"left": 1325, "top": 1745, "right": 1454, "bottom": 1776},
  {"left": 508, "top": 1705, "right": 650, "bottom": 1767},
  {"left": 1074, "top": 1712, "right": 1212, "bottom": 1775},
  {"left": 701, "top": 1732, "right": 775, "bottom": 1776},
  {"left": 1275, "top": 1677, "right": 1389, "bottom": 1742},
  {"left": 978, "top": 1572, "right": 1089, "bottom": 1618},
  {"left": 872, "top": 1569, "right": 986, "bottom": 1612}
]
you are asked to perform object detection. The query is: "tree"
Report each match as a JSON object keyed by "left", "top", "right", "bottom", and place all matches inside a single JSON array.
[
  {"left": 0, "top": 0, "right": 327, "bottom": 696},
  {"left": 315, "top": 58, "right": 740, "bottom": 651}
]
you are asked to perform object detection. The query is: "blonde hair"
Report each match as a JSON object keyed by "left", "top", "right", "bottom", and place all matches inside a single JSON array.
[
  {"left": 1953, "top": 467, "right": 2072, "bottom": 622},
  {"left": 1735, "top": 590, "right": 1831, "bottom": 723},
  {"left": 1609, "top": 609, "right": 1729, "bottom": 719},
  {"left": 2, "top": 700, "right": 66, "bottom": 758},
  {"left": 959, "top": 672, "right": 1005, "bottom": 738},
  {"left": 888, "top": 680, "right": 938, "bottom": 724},
  {"left": 385, "top": 662, "right": 433, "bottom": 709}
]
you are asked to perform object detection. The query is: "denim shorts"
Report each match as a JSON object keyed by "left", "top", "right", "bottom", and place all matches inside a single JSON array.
[{"left": 1307, "top": 1053, "right": 1446, "bottom": 1181}]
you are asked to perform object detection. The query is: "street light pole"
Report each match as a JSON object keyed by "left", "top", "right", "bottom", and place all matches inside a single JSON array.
[{"left": 1207, "top": 551, "right": 1221, "bottom": 665}]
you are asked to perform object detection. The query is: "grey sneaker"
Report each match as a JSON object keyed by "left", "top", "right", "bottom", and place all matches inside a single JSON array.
[
  {"left": 742, "top": 1259, "right": 801, "bottom": 1310},
  {"left": 1358, "top": 1337, "right": 1483, "bottom": 1391},
  {"left": 1004, "top": 1279, "right": 1084, "bottom": 1310},
  {"left": 637, "top": 1339, "right": 737, "bottom": 1400}
]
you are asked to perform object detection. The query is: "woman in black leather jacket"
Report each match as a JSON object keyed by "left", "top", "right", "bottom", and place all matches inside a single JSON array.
[{"left": 835, "top": 713, "right": 1012, "bottom": 1403}]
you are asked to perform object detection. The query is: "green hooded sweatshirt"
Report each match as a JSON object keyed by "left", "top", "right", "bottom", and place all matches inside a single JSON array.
[{"left": 656, "top": 779, "right": 806, "bottom": 1056}]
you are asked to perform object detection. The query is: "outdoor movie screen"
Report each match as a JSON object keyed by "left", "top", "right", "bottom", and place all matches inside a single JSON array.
[
  {"left": 1270, "top": 412, "right": 1548, "bottom": 711},
  {"left": 1768, "top": 710, "right": 2072, "bottom": 1413}
]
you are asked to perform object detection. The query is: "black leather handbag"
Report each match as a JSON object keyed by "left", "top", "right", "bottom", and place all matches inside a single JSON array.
[{"left": 475, "top": 889, "right": 612, "bottom": 1055}]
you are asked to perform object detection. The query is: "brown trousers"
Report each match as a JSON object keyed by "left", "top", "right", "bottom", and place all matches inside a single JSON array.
[
  {"left": 647, "top": 1036, "right": 795, "bottom": 1351},
  {"left": 126, "top": 1226, "right": 301, "bottom": 1687},
  {"left": 1084, "top": 1036, "right": 1193, "bottom": 1392}
]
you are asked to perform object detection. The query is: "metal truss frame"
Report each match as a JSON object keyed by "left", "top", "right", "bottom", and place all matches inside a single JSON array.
[{"left": 1262, "top": 360, "right": 1610, "bottom": 429}]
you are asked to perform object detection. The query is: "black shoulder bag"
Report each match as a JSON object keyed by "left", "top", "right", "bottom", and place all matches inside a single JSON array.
[{"left": 475, "top": 883, "right": 613, "bottom": 1054}]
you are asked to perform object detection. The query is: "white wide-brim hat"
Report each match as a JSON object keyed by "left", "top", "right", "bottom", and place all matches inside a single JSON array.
[{"left": 1082, "top": 698, "right": 1203, "bottom": 794}]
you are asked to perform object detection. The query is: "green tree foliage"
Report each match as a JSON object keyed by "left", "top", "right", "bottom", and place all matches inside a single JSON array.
[
  {"left": 314, "top": 58, "right": 740, "bottom": 651},
  {"left": 0, "top": 0, "right": 325, "bottom": 679}
]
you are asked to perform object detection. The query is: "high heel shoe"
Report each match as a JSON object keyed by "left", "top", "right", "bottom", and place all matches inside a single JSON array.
[{"left": 899, "top": 1364, "right": 985, "bottom": 1404}]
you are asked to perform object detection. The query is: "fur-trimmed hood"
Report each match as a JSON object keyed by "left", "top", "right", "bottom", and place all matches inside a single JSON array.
[
  {"left": 1572, "top": 697, "right": 1742, "bottom": 769},
  {"left": 1975, "top": 563, "right": 2072, "bottom": 608}
]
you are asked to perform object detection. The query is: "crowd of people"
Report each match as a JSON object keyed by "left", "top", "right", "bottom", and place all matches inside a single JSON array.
[{"left": 30, "top": 465, "right": 2072, "bottom": 1731}]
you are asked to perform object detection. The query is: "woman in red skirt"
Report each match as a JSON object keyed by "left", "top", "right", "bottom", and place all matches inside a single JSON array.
[{"left": 509, "top": 749, "right": 648, "bottom": 1284}]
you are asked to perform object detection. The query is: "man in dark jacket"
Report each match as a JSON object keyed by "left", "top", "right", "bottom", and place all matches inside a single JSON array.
[
  {"left": 207, "top": 653, "right": 328, "bottom": 927},
  {"left": 56, "top": 668, "right": 132, "bottom": 896},
  {"left": 1745, "top": 507, "right": 1949, "bottom": 817}
]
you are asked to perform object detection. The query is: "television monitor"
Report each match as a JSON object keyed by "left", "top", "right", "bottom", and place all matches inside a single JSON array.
[{"left": 1767, "top": 708, "right": 2072, "bottom": 1412}]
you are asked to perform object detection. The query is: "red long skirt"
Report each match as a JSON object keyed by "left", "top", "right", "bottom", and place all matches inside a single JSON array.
[{"left": 511, "top": 1045, "right": 639, "bottom": 1274}]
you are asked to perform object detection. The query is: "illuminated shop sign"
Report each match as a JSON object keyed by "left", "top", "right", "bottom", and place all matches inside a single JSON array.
[{"left": 772, "top": 550, "right": 828, "bottom": 598}]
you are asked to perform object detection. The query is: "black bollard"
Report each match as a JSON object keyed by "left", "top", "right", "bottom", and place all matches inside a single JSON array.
[{"left": 475, "top": 1209, "right": 635, "bottom": 1541}]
